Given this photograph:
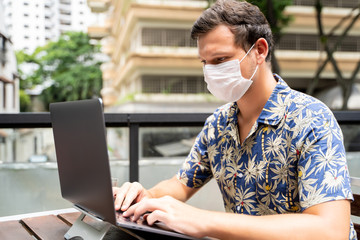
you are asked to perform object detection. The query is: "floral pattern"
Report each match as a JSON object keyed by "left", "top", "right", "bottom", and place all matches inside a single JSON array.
[{"left": 177, "top": 74, "right": 356, "bottom": 239}]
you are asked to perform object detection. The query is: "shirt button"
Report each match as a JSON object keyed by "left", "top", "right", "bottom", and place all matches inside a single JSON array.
[
  {"left": 236, "top": 206, "right": 241, "bottom": 212},
  {"left": 238, "top": 173, "right": 244, "bottom": 178}
]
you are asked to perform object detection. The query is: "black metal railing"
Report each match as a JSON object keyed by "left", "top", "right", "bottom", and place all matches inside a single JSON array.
[
  {"left": 0, "top": 113, "right": 210, "bottom": 182},
  {"left": 1, "top": 111, "right": 360, "bottom": 181}
]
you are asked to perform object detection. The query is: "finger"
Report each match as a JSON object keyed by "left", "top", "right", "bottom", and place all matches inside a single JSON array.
[
  {"left": 146, "top": 210, "right": 168, "bottom": 226},
  {"left": 130, "top": 198, "right": 164, "bottom": 222},
  {"left": 121, "top": 182, "right": 144, "bottom": 211},
  {"left": 114, "top": 182, "right": 131, "bottom": 211}
]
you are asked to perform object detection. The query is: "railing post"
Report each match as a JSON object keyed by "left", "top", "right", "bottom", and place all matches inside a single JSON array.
[{"left": 129, "top": 123, "right": 139, "bottom": 182}]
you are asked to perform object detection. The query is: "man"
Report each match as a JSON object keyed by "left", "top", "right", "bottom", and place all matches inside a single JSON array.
[{"left": 113, "top": 0, "right": 356, "bottom": 239}]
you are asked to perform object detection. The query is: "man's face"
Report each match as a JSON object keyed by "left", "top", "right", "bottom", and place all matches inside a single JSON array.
[{"left": 198, "top": 24, "right": 255, "bottom": 78}]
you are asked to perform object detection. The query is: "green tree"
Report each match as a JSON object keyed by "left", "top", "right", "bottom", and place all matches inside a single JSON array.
[
  {"left": 17, "top": 32, "right": 103, "bottom": 111},
  {"left": 249, "top": 0, "right": 293, "bottom": 74},
  {"left": 19, "top": 89, "right": 31, "bottom": 112}
]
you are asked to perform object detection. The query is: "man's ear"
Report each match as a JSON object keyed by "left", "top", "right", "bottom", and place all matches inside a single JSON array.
[{"left": 254, "top": 38, "right": 269, "bottom": 65}]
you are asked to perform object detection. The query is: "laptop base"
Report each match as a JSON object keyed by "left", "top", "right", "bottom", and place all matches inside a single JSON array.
[{"left": 64, "top": 213, "right": 111, "bottom": 240}]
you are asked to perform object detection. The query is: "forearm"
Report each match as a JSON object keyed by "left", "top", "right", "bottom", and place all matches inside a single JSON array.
[
  {"left": 147, "top": 175, "right": 197, "bottom": 202},
  {"left": 202, "top": 211, "right": 348, "bottom": 240}
]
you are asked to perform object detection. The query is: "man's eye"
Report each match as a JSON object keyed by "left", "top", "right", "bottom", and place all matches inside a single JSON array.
[{"left": 217, "top": 57, "right": 226, "bottom": 62}]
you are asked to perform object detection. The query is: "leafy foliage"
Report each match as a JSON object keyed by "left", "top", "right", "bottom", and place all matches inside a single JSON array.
[
  {"left": 19, "top": 89, "right": 31, "bottom": 112},
  {"left": 249, "top": 0, "right": 293, "bottom": 36},
  {"left": 16, "top": 32, "right": 103, "bottom": 111}
]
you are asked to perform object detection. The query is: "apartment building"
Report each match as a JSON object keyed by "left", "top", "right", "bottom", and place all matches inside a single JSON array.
[
  {"left": 0, "top": 1, "right": 19, "bottom": 164},
  {"left": 88, "top": 0, "right": 360, "bottom": 112},
  {"left": 0, "top": 0, "right": 94, "bottom": 163},
  {"left": 0, "top": 1, "right": 18, "bottom": 113},
  {"left": 2, "top": 0, "right": 94, "bottom": 53}
]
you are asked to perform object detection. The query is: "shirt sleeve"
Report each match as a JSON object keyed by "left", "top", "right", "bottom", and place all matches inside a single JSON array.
[
  {"left": 177, "top": 116, "right": 213, "bottom": 188},
  {"left": 297, "top": 108, "right": 353, "bottom": 211}
]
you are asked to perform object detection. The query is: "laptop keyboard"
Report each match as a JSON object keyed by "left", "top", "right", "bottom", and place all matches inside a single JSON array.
[{"left": 115, "top": 211, "right": 148, "bottom": 226}]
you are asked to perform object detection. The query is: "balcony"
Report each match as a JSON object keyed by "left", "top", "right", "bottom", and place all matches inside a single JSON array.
[
  {"left": 45, "top": 0, "right": 54, "bottom": 8},
  {"left": 0, "top": 112, "right": 226, "bottom": 217},
  {"left": 59, "top": 0, "right": 71, "bottom": 4},
  {"left": 59, "top": 25, "right": 72, "bottom": 34},
  {"left": 100, "top": 36, "right": 115, "bottom": 55},
  {"left": 87, "top": 13, "right": 112, "bottom": 40},
  {"left": 58, "top": 3, "right": 72, "bottom": 15},
  {"left": 87, "top": 0, "right": 111, "bottom": 13},
  {"left": 87, "top": 26, "right": 111, "bottom": 39},
  {"left": 1, "top": 111, "right": 360, "bottom": 217},
  {"left": 59, "top": 14, "right": 71, "bottom": 25}
]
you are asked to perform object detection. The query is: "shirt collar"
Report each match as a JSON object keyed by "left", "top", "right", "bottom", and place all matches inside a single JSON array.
[
  {"left": 225, "top": 74, "right": 290, "bottom": 130},
  {"left": 257, "top": 74, "right": 290, "bottom": 126}
]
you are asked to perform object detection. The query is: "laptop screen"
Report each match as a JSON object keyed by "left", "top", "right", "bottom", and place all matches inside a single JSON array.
[{"left": 50, "top": 98, "right": 116, "bottom": 225}]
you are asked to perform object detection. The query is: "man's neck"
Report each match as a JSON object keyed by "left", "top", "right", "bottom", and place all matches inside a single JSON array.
[{"left": 236, "top": 68, "right": 277, "bottom": 124}]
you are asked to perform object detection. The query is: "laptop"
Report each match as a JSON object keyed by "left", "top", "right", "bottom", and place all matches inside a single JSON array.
[{"left": 50, "top": 98, "right": 201, "bottom": 240}]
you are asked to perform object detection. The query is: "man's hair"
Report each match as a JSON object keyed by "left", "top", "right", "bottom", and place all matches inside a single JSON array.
[{"left": 191, "top": 0, "right": 273, "bottom": 61}]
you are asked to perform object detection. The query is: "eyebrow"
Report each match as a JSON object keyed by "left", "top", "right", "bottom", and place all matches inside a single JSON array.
[{"left": 198, "top": 50, "right": 232, "bottom": 58}]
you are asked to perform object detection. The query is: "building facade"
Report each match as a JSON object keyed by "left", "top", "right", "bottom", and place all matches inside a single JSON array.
[
  {"left": 88, "top": 0, "right": 360, "bottom": 112},
  {"left": 2, "top": 0, "right": 94, "bottom": 53},
  {"left": 0, "top": 1, "right": 18, "bottom": 113},
  {"left": 0, "top": 0, "right": 19, "bottom": 164}
]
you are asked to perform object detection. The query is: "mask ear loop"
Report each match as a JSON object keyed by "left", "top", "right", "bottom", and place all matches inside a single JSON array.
[
  {"left": 239, "top": 43, "right": 256, "bottom": 63},
  {"left": 240, "top": 43, "right": 258, "bottom": 81},
  {"left": 249, "top": 65, "right": 259, "bottom": 81}
]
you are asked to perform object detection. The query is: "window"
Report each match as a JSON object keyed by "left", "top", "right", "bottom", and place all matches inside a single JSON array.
[
  {"left": 294, "top": 0, "right": 358, "bottom": 8},
  {"left": 142, "top": 75, "right": 208, "bottom": 94},
  {"left": 12, "top": 77, "right": 16, "bottom": 109},
  {"left": 3, "top": 83, "right": 6, "bottom": 109},
  {"left": 276, "top": 33, "right": 360, "bottom": 52},
  {"left": 142, "top": 28, "right": 197, "bottom": 48},
  {"left": 0, "top": 36, "right": 6, "bottom": 66}
]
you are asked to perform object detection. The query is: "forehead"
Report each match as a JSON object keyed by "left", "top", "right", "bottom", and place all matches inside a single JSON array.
[{"left": 197, "top": 25, "right": 241, "bottom": 58}]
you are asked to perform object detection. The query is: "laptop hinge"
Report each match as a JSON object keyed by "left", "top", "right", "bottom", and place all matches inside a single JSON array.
[{"left": 74, "top": 205, "right": 105, "bottom": 222}]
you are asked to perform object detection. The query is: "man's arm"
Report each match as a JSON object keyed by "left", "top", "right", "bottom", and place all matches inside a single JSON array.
[
  {"left": 125, "top": 197, "right": 350, "bottom": 240},
  {"left": 113, "top": 175, "right": 198, "bottom": 211},
  {"left": 205, "top": 199, "right": 350, "bottom": 240},
  {"left": 148, "top": 175, "right": 200, "bottom": 201}
]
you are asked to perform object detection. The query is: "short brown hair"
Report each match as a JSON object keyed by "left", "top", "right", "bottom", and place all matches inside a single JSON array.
[{"left": 191, "top": 0, "right": 273, "bottom": 61}]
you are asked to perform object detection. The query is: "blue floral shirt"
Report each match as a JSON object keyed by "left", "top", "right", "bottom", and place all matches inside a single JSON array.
[{"left": 177, "top": 75, "right": 356, "bottom": 239}]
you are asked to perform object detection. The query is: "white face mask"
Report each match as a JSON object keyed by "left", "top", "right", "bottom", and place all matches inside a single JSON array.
[{"left": 203, "top": 44, "right": 258, "bottom": 102}]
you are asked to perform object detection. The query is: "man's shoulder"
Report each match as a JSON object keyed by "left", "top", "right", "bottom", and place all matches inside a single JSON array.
[
  {"left": 274, "top": 75, "right": 330, "bottom": 113},
  {"left": 285, "top": 88, "right": 336, "bottom": 123},
  {"left": 206, "top": 102, "right": 235, "bottom": 125}
]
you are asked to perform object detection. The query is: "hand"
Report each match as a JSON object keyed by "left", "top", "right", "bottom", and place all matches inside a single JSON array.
[
  {"left": 113, "top": 182, "right": 151, "bottom": 212},
  {"left": 123, "top": 195, "right": 208, "bottom": 238}
]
